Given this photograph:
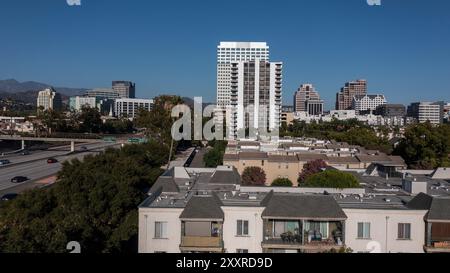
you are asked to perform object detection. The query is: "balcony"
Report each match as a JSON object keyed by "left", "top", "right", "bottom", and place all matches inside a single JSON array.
[
  {"left": 425, "top": 222, "right": 450, "bottom": 253},
  {"left": 262, "top": 219, "right": 345, "bottom": 253},
  {"left": 181, "top": 236, "right": 223, "bottom": 250},
  {"left": 180, "top": 221, "right": 224, "bottom": 253}
]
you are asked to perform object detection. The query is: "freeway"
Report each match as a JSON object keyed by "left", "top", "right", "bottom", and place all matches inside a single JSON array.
[
  {"left": 0, "top": 142, "right": 121, "bottom": 195},
  {"left": 0, "top": 142, "right": 107, "bottom": 166}
]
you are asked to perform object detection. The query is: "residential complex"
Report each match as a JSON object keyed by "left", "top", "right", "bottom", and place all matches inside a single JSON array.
[
  {"left": 36, "top": 88, "right": 62, "bottom": 111},
  {"left": 228, "top": 60, "right": 282, "bottom": 139},
  {"left": 223, "top": 139, "right": 406, "bottom": 186},
  {"left": 138, "top": 164, "right": 450, "bottom": 253},
  {"left": 217, "top": 42, "right": 270, "bottom": 109},
  {"left": 407, "top": 102, "right": 444, "bottom": 124},
  {"left": 293, "top": 84, "right": 324, "bottom": 115},
  {"left": 114, "top": 98, "right": 154, "bottom": 119},
  {"left": 352, "top": 94, "right": 387, "bottom": 114},
  {"left": 336, "top": 80, "right": 367, "bottom": 110},
  {"left": 112, "top": 81, "right": 136, "bottom": 98}
]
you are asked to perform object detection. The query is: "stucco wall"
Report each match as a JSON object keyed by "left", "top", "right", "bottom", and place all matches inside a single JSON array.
[
  {"left": 344, "top": 209, "right": 427, "bottom": 253},
  {"left": 222, "top": 206, "right": 265, "bottom": 253},
  {"left": 138, "top": 208, "right": 183, "bottom": 253}
]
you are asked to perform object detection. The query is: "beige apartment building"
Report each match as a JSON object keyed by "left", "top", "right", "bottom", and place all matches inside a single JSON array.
[{"left": 224, "top": 152, "right": 302, "bottom": 186}]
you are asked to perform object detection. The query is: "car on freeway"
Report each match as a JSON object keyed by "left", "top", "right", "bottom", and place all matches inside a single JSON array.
[
  {"left": 47, "top": 158, "right": 58, "bottom": 164},
  {"left": 0, "top": 159, "right": 11, "bottom": 166},
  {"left": 80, "top": 146, "right": 88, "bottom": 151},
  {"left": 1, "top": 193, "right": 19, "bottom": 201},
  {"left": 20, "top": 150, "right": 31, "bottom": 156},
  {"left": 10, "top": 176, "right": 29, "bottom": 183}
]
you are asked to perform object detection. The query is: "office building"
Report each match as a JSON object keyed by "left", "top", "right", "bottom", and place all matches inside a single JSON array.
[
  {"left": 306, "top": 100, "right": 324, "bottom": 116},
  {"left": 112, "top": 81, "right": 136, "bottom": 98},
  {"left": 374, "top": 104, "right": 406, "bottom": 117},
  {"left": 352, "top": 94, "right": 387, "bottom": 114},
  {"left": 37, "top": 88, "right": 62, "bottom": 111},
  {"left": 69, "top": 96, "right": 98, "bottom": 112},
  {"left": 85, "top": 88, "right": 120, "bottom": 100},
  {"left": 229, "top": 60, "right": 282, "bottom": 139},
  {"left": 294, "top": 84, "right": 323, "bottom": 115},
  {"left": 336, "top": 80, "right": 367, "bottom": 110},
  {"left": 217, "top": 42, "right": 270, "bottom": 109},
  {"left": 407, "top": 102, "right": 444, "bottom": 124},
  {"left": 114, "top": 98, "right": 154, "bottom": 119}
]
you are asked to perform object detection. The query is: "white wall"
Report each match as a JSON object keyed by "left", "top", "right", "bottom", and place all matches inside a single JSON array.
[
  {"left": 344, "top": 209, "right": 427, "bottom": 253},
  {"left": 222, "top": 207, "right": 265, "bottom": 253},
  {"left": 138, "top": 208, "right": 183, "bottom": 253}
]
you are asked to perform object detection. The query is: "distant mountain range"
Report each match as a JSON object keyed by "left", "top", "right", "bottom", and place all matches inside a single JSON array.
[{"left": 0, "top": 79, "right": 88, "bottom": 104}]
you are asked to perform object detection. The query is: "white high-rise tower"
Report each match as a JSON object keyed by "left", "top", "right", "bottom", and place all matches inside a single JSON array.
[{"left": 216, "top": 42, "right": 269, "bottom": 108}]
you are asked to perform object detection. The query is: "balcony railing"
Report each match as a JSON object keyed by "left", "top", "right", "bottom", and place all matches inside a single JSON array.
[{"left": 181, "top": 236, "right": 223, "bottom": 249}]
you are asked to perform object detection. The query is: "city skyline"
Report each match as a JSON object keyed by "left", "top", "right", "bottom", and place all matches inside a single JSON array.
[{"left": 1, "top": 0, "right": 450, "bottom": 110}]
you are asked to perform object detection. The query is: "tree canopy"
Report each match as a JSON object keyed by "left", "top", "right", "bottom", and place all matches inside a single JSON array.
[
  {"left": 298, "top": 159, "right": 328, "bottom": 184},
  {"left": 0, "top": 141, "right": 167, "bottom": 253},
  {"left": 241, "top": 167, "right": 266, "bottom": 186},
  {"left": 393, "top": 122, "right": 450, "bottom": 169},
  {"left": 282, "top": 119, "right": 392, "bottom": 154},
  {"left": 304, "top": 170, "right": 360, "bottom": 189},
  {"left": 203, "top": 140, "right": 228, "bottom": 168},
  {"left": 271, "top": 178, "right": 293, "bottom": 187}
]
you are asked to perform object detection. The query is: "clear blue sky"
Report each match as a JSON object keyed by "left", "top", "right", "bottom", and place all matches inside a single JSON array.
[{"left": 1, "top": 0, "right": 449, "bottom": 109}]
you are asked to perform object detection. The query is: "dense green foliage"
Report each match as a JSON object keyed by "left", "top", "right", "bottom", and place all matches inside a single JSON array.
[
  {"left": 36, "top": 107, "right": 134, "bottom": 135},
  {"left": 203, "top": 140, "right": 228, "bottom": 168},
  {"left": 304, "top": 170, "right": 360, "bottom": 189},
  {"left": 271, "top": 178, "right": 293, "bottom": 187},
  {"left": 0, "top": 141, "right": 168, "bottom": 253},
  {"left": 298, "top": 159, "right": 328, "bottom": 184},
  {"left": 242, "top": 167, "right": 266, "bottom": 186},
  {"left": 282, "top": 119, "right": 392, "bottom": 154},
  {"left": 394, "top": 123, "right": 450, "bottom": 169}
]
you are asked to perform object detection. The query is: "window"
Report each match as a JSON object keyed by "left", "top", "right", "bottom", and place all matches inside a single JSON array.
[
  {"left": 237, "top": 220, "right": 249, "bottom": 236},
  {"left": 357, "top": 222, "right": 371, "bottom": 239},
  {"left": 237, "top": 249, "right": 249, "bottom": 253},
  {"left": 398, "top": 223, "right": 411, "bottom": 240},
  {"left": 155, "top": 222, "right": 168, "bottom": 239}
]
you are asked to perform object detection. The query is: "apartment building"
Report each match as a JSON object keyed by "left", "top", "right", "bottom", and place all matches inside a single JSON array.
[
  {"left": 407, "top": 102, "right": 444, "bottom": 124},
  {"left": 229, "top": 60, "right": 282, "bottom": 139},
  {"left": 352, "top": 94, "right": 387, "bottom": 114},
  {"left": 336, "top": 80, "right": 367, "bottom": 110},
  {"left": 222, "top": 139, "right": 407, "bottom": 185},
  {"left": 114, "top": 98, "right": 154, "bottom": 119},
  {"left": 138, "top": 165, "right": 450, "bottom": 253},
  {"left": 217, "top": 42, "right": 270, "bottom": 109},
  {"left": 36, "top": 88, "right": 62, "bottom": 111}
]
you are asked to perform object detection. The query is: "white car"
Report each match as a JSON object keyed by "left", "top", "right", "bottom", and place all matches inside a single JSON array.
[{"left": 0, "top": 159, "right": 11, "bottom": 166}]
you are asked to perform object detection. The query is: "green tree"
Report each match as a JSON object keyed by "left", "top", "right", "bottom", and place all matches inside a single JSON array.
[
  {"left": 203, "top": 141, "right": 227, "bottom": 168},
  {"left": 79, "top": 106, "right": 102, "bottom": 133},
  {"left": 0, "top": 141, "right": 167, "bottom": 253},
  {"left": 304, "top": 170, "right": 360, "bottom": 189},
  {"left": 242, "top": 167, "right": 266, "bottom": 186},
  {"left": 394, "top": 122, "right": 450, "bottom": 169},
  {"left": 271, "top": 178, "right": 293, "bottom": 187}
]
